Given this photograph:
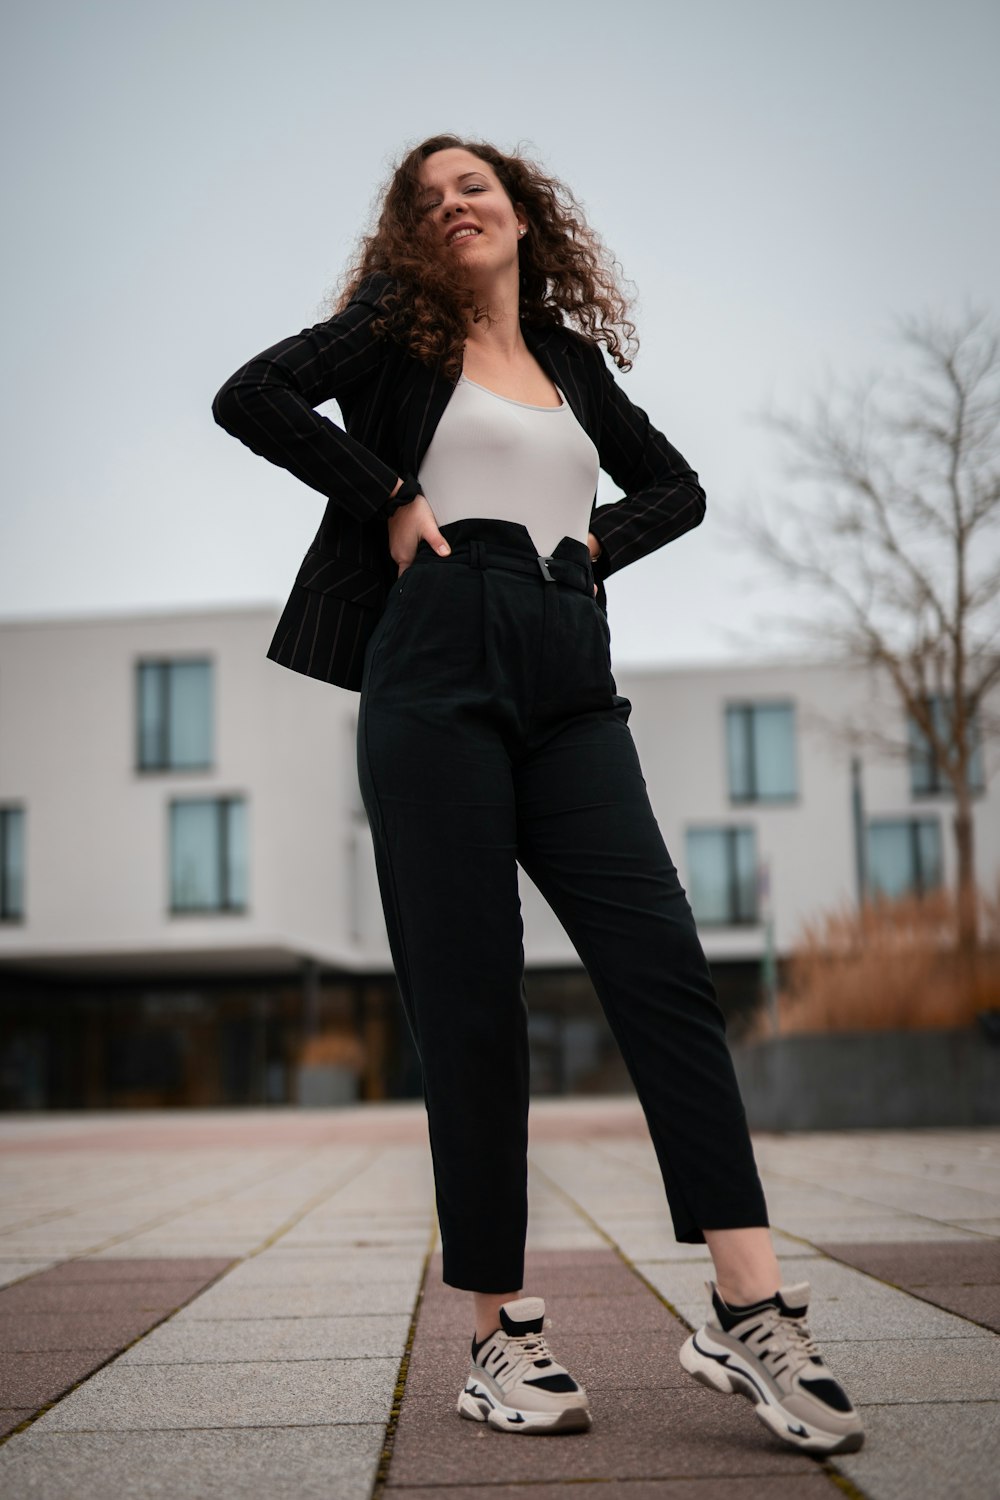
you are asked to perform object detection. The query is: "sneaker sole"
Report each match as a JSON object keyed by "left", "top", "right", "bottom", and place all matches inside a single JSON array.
[
  {"left": 457, "top": 1383, "right": 591, "bottom": 1434},
  {"left": 679, "top": 1332, "right": 864, "bottom": 1456}
]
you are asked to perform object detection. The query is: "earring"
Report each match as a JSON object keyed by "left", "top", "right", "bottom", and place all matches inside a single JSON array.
[{"left": 518, "top": 227, "right": 526, "bottom": 237}]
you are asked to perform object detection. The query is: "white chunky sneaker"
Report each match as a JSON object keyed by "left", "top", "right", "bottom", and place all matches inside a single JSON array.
[
  {"left": 456, "top": 1296, "right": 591, "bottom": 1434},
  {"left": 679, "top": 1280, "right": 864, "bottom": 1456}
]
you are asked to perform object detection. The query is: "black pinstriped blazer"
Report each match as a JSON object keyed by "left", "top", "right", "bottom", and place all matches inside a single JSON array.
[{"left": 212, "top": 272, "right": 706, "bottom": 692}]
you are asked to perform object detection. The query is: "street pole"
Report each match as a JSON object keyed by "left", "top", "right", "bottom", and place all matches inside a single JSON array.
[
  {"left": 758, "top": 856, "right": 779, "bottom": 1036},
  {"left": 851, "top": 756, "right": 868, "bottom": 908}
]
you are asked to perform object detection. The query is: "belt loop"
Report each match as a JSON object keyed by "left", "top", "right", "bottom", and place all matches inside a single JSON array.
[{"left": 469, "top": 539, "right": 485, "bottom": 570}]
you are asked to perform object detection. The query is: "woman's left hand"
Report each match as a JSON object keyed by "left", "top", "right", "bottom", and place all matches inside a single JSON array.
[{"left": 388, "top": 492, "right": 451, "bottom": 575}]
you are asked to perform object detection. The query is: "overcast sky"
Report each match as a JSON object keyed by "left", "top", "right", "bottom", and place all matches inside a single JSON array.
[{"left": 2, "top": 0, "right": 998, "bottom": 665}]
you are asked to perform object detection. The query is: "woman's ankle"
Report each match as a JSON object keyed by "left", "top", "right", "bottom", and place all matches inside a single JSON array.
[
  {"left": 714, "top": 1280, "right": 780, "bottom": 1309},
  {"left": 473, "top": 1288, "right": 522, "bottom": 1343}
]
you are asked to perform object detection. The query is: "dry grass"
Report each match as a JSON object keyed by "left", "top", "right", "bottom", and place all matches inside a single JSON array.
[{"left": 753, "top": 885, "right": 1000, "bottom": 1036}]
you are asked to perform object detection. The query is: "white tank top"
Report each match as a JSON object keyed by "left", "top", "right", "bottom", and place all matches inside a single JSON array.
[{"left": 416, "top": 375, "right": 600, "bottom": 556}]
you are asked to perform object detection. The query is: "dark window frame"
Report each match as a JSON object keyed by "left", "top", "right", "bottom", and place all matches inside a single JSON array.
[
  {"left": 169, "top": 794, "right": 247, "bottom": 916},
  {"left": 686, "top": 824, "right": 760, "bottom": 928},
  {"left": 725, "top": 700, "right": 798, "bottom": 805},
  {"left": 136, "top": 657, "right": 214, "bottom": 774},
  {"left": 908, "top": 694, "right": 985, "bottom": 799},
  {"left": 0, "top": 804, "right": 25, "bottom": 922},
  {"left": 867, "top": 815, "right": 943, "bottom": 899}
]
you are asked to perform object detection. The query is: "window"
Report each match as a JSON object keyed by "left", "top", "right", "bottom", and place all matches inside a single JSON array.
[
  {"left": 170, "top": 797, "right": 247, "bottom": 913},
  {"left": 138, "top": 660, "right": 213, "bottom": 771},
  {"left": 867, "top": 818, "right": 942, "bottom": 900},
  {"left": 908, "top": 695, "right": 984, "bottom": 797},
  {"left": 0, "top": 807, "right": 25, "bottom": 921},
  {"left": 726, "top": 703, "right": 797, "bottom": 802},
  {"left": 686, "top": 827, "right": 758, "bottom": 926}
]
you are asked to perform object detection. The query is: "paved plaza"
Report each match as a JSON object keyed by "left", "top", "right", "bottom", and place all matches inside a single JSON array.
[{"left": 0, "top": 1101, "right": 998, "bottom": 1499}]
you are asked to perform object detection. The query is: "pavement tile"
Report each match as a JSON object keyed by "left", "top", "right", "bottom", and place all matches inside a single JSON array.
[
  {"left": 524, "top": 1227, "right": 609, "bottom": 1249},
  {"left": 912, "top": 1284, "right": 1000, "bottom": 1332},
  {"left": 85, "top": 1242, "right": 263, "bottom": 1259},
  {"left": 0, "top": 1311, "right": 157, "bottom": 1352},
  {"left": 541, "top": 1290, "right": 679, "bottom": 1333},
  {"left": 0, "top": 1350, "right": 117, "bottom": 1407},
  {"left": 275, "top": 1230, "right": 429, "bottom": 1250},
  {"left": 834, "top": 1401, "right": 1000, "bottom": 1500},
  {"left": 40, "top": 1258, "right": 233, "bottom": 1285},
  {"left": 0, "top": 1279, "right": 215, "bottom": 1315},
  {"left": 609, "top": 1241, "right": 716, "bottom": 1265},
  {"left": 30, "top": 1357, "right": 398, "bottom": 1430},
  {"left": 117, "top": 1313, "right": 412, "bottom": 1363},
  {"left": 0, "top": 1241, "right": 109, "bottom": 1258},
  {"left": 0, "top": 1425, "right": 385, "bottom": 1500},
  {"left": 243, "top": 1244, "right": 424, "bottom": 1261},
  {"left": 515, "top": 1263, "right": 646, "bottom": 1298},
  {"left": 386, "top": 1389, "right": 818, "bottom": 1486},
  {"left": 279, "top": 1227, "right": 431, "bottom": 1245},
  {"left": 772, "top": 1218, "right": 978, "bottom": 1242},
  {"left": 174, "top": 1280, "right": 419, "bottom": 1320},
  {"left": 416, "top": 1291, "right": 670, "bottom": 1339},
  {"left": 816, "top": 1239, "right": 1000, "bottom": 1285},
  {"left": 823, "top": 1335, "right": 1000, "bottom": 1402},
  {"left": 763, "top": 1193, "right": 904, "bottom": 1218},
  {"left": 603, "top": 1232, "right": 721, "bottom": 1261},
  {"left": 522, "top": 1246, "right": 643, "bottom": 1267},
  {"left": 386, "top": 1483, "right": 840, "bottom": 1499},
  {"left": 217, "top": 1253, "right": 423, "bottom": 1289}
]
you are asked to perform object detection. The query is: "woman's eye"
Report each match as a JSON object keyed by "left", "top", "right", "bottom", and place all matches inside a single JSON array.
[{"left": 465, "top": 184, "right": 485, "bottom": 193}]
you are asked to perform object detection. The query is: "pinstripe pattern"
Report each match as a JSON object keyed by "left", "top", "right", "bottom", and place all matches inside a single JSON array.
[{"left": 212, "top": 273, "right": 706, "bottom": 691}]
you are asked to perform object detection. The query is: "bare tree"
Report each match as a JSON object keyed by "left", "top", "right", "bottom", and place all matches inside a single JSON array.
[{"left": 741, "top": 310, "right": 1000, "bottom": 956}]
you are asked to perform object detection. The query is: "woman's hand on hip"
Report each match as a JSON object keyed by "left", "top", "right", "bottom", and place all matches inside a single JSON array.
[{"left": 388, "top": 493, "right": 451, "bottom": 575}]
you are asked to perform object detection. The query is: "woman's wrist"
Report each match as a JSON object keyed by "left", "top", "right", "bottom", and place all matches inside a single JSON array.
[{"left": 386, "top": 476, "right": 423, "bottom": 517}]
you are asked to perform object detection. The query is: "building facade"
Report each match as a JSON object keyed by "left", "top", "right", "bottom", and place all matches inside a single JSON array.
[{"left": 1, "top": 607, "right": 996, "bottom": 1109}]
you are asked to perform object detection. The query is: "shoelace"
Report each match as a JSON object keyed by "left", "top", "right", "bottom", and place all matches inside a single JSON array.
[
  {"left": 745, "top": 1305, "right": 823, "bottom": 1379},
  {"left": 488, "top": 1330, "right": 559, "bottom": 1385}
]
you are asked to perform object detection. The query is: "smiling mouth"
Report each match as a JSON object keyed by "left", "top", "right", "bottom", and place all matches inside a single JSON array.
[{"left": 447, "top": 226, "right": 480, "bottom": 245}]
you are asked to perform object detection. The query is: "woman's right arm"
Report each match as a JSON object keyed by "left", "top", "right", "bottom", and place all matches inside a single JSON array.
[{"left": 211, "top": 274, "right": 400, "bottom": 524}]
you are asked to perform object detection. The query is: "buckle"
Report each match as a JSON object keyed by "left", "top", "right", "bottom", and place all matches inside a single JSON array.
[{"left": 536, "top": 555, "right": 555, "bottom": 582}]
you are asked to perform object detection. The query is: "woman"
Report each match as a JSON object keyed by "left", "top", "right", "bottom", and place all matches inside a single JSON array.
[{"left": 212, "top": 135, "right": 863, "bottom": 1455}]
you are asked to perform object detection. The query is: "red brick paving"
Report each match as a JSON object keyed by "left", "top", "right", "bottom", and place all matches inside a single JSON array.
[
  {"left": 0, "top": 1312, "right": 156, "bottom": 1352},
  {"left": 0, "top": 1410, "right": 33, "bottom": 1440},
  {"left": 39, "top": 1258, "right": 236, "bottom": 1285},
  {"left": 815, "top": 1240, "right": 1000, "bottom": 1285}
]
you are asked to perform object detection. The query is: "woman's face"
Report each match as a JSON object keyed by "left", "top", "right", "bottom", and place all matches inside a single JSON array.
[{"left": 416, "top": 148, "right": 525, "bottom": 286}]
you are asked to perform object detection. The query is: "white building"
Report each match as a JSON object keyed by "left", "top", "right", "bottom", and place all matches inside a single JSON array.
[{"left": 1, "top": 607, "right": 996, "bottom": 1108}]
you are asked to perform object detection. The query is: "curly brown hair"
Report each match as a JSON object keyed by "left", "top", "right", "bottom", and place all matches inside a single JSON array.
[{"left": 336, "top": 135, "right": 637, "bottom": 377}]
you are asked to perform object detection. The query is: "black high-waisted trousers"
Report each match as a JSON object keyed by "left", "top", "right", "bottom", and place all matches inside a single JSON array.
[{"left": 357, "top": 518, "right": 769, "bottom": 1292}]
